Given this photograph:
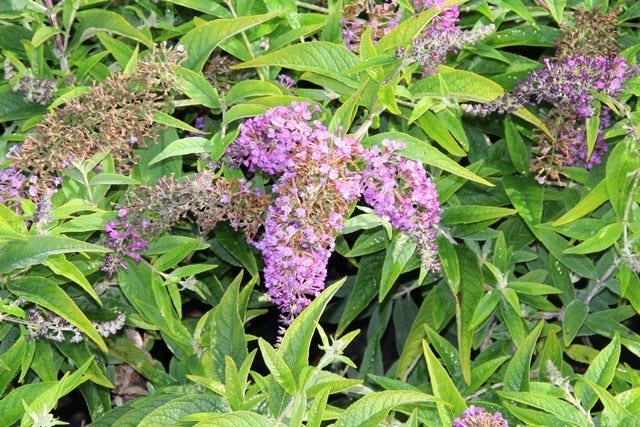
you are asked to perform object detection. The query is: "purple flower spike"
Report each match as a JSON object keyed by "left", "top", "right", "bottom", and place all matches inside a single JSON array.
[
  {"left": 101, "top": 209, "right": 149, "bottom": 276},
  {"left": 453, "top": 406, "right": 509, "bottom": 427},
  {"left": 362, "top": 139, "right": 441, "bottom": 272}
]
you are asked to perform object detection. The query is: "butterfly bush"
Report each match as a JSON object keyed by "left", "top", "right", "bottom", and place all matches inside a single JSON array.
[
  {"left": 112, "top": 103, "right": 441, "bottom": 325},
  {"left": 400, "top": 0, "right": 494, "bottom": 76},
  {"left": 342, "top": 0, "right": 401, "bottom": 51},
  {"left": 453, "top": 406, "right": 509, "bottom": 427},
  {"left": 362, "top": 139, "right": 441, "bottom": 272},
  {"left": 101, "top": 208, "right": 150, "bottom": 276},
  {"left": 226, "top": 102, "right": 364, "bottom": 323},
  {"left": 227, "top": 103, "right": 441, "bottom": 321},
  {"left": 462, "top": 31, "right": 636, "bottom": 181},
  {"left": 0, "top": 145, "right": 61, "bottom": 207},
  {"left": 463, "top": 55, "right": 635, "bottom": 118}
]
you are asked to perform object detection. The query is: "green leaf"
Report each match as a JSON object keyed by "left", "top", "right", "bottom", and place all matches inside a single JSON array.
[
  {"left": 180, "top": 12, "right": 283, "bottom": 70},
  {"left": 417, "top": 111, "right": 467, "bottom": 157},
  {"left": 106, "top": 336, "right": 174, "bottom": 386},
  {"left": 494, "top": 0, "right": 534, "bottom": 24},
  {"left": 552, "top": 180, "right": 609, "bottom": 226},
  {"left": 441, "top": 205, "right": 517, "bottom": 225},
  {"left": 258, "top": 338, "right": 297, "bottom": 395},
  {"left": 545, "top": 0, "right": 566, "bottom": 24},
  {"left": 337, "top": 252, "right": 385, "bottom": 335},
  {"left": 73, "top": 9, "right": 152, "bottom": 47},
  {"left": 0, "top": 88, "right": 47, "bottom": 122},
  {"left": 584, "top": 110, "right": 599, "bottom": 162},
  {"left": 152, "top": 110, "right": 202, "bottom": 133},
  {"left": 456, "top": 245, "right": 484, "bottom": 385},
  {"left": 499, "top": 391, "right": 590, "bottom": 426},
  {"left": 177, "top": 67, "right": 221, "bottom": 109},
  {"left": 193, "top": 411, "right": 274, "bottom": 427},
  {"left": 379, "top": 232, "right": 416, "bottom": 301},
  {"left": 214, "top": 224, "right": 258, "bottom": 278},
  {"left": 395, "top": 284, "right": 455, "bottom": 380},
  {"left": 204, "top": 276, "right": 248, "bottom": 382},
  {"left": 502, "top": 401, "right": 572, "bottom": 427},
  {"left": 0, "top": 235, "right": 109, "bottom": 274},
  {"left": 31, "top": 25, "right": 61, "bottom": 48},
  {"left": 508, "top": 281, "right": 562, "bottom": 295},
  {"left": 334, "top": 389, "right": 437, "bottom": 427},
  {"left": 502, "top": 175, "right": 544, "bottom": 225},
  {"left": 0, "top": 336, "right": 27, "bottom": 396},
  {"left": 606, "top": 140, "right": 640, "bottom": 217},
  {"left": 503, "top": 321, "right": 544, "bottom": 391},
  {"left": 89, "top": 173, "right": 141, "bottom": 186},
  {"left": 163, "top": 0, "right": 231, "bottom": 17},
  {"left": 96, "top": 33, "right": 134, "bottom": 68},
  {"left": 329, "top": 76, "right": 378, "bottom": 133},
  {"left": 233, "top": 41, "right": 360, "bottom": 88},
  {"left": 562, "top": 300, "right": 589, "bottom": 346},
  {"left": 365, "top": 132, "right": 493, "bottom": 186},
  {"left": 43, "top": 254, "right": 101, "bottom": 304},
  {"left": 279, "top": 280, "right": 343, "bottom": 376},
  {"left": 575, "top": 334, "right": 620, "bottom": 410},
  {"left": 422, "top": 341, "right": 466, "bottom": 424},
  {"left": 149, "top": 137, "right": 213, "bottom": 165},
  {"left": 504, "top": 116, "right": 530, "bottom": 173},
  {"left": 437, "top": 235, "right": 460, "bottom": 293},
  {"left": 127, "top": 394, "right": 227, "bottom": 427},
  {"left": 470, "top": 290, "right": 500, "bottom": 328},
  {"left": 563, "top": 222, "right": 623, "bottom": 255},
  {"left": 226, "top": 80, "right": 283, "bottom": 105},
  {"left": 533, "top": 229, "right": 597, "bottom": 279},
  {"left": 7, "top": 277, "right": 107, "bottom": 352},
  {"left": 579, "top": 378, "right": 630, "bottom": 426},
  {"left": 488, "top": 25, "right": 560, "bottom": 48}
]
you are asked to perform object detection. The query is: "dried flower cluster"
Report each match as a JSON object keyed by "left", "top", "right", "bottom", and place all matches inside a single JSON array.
[
  {"left": 555, "top": 7, "right": 621, "bottom": 60},
  {"left": 399, "top": 0, "right": 494, "bottom": 76},
  {"left": 462, "top": 7, "right": 636, "bottom": 183},
  {"left": 342, "top": 0, "right": 401, "bottom": 51},
  {"left": 203, "top": 52, "right": 249, "bottom": 93},
  {"left": 124, "top": 171, "right": 272, "bottom": 238},
  {"left": 453, "top": 405, "right": 509, "bottom": 427},
  {"left": 11, "top": 43, "right": 186, "bottom": 190},
  {"left": 362, "top": 139, "right": 441, "bottom": 271},
  {"left": 101, "top": 170, "right": 272, "bottom": 274},
  {"left": 27, "top": 307, "right": 126, "bottom": 343},
  {"left": 111, "top": 103, "right": 441, "bottom": 326}
]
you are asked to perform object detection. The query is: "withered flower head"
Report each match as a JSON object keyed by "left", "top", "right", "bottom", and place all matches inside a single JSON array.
[
  {"left": 15, "top": 42, "right": 186, "bottom": 180},
  {"left": 555, "top": 7, "right": 621, "bottom": 60}
]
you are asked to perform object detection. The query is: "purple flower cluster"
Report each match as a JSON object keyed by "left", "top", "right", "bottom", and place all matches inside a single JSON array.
[
  {"left": 0, "top": 145, "right": 61, "bottom": 207},
  {"left": 399, "top": 0, "right": 493, "bottom": 76},
  {"left": 342, "top": 0, "right": 401, "bottom": 51},
  {"left": 185, "top": 115, "right": 207, "bottom": 138},
  {"left": 463, "top": 55, "right": 635, "bottom": 118},
  {"left": 12, "top": 76, "right": 58, "bottom": 105},
  {"left": 277, "top": 74, "right": 296, "bottom": 89},
  {"left": 227, "top": 102, "right": 363, "bottom": 323},
  {"left": 453, "top": 406, "right": 508, "bottom": 427},
  {"left": 27, "top": 307, "right": 126, "bottom": 343},
  {"left": 563, "top": 111, "right": 610, "bottom": 169},
  {"left": 362, "top": 139, "right": 441, "bottom": 272},
  {"left": 101, "top": 208, "right": 150, "bottom": 276}
]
